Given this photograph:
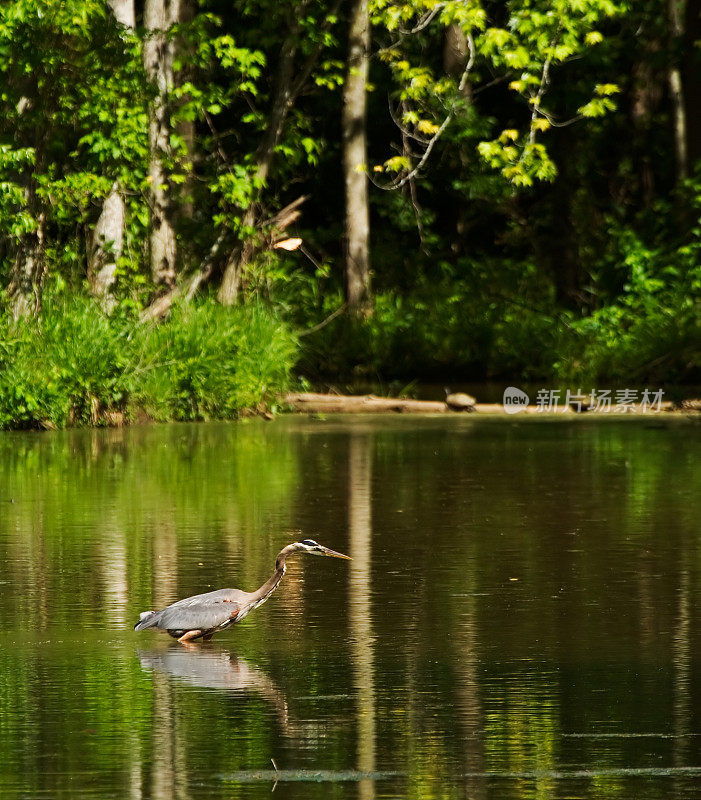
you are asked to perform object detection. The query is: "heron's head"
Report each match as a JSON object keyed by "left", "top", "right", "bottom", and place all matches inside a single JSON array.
[{"left": 295, "top": 539, "right": 351, "bottom": 559}]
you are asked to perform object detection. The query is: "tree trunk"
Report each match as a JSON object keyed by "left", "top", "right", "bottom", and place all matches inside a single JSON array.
[
  {"left": 107, "top": 0, "right": 135, "bottom": 28},
  {"left": 175, "top": 0, "right": 195, "bottom": 219},
  {"left": 218, "top": 234, "right": 254, "bottom": 305},
  {"left": 88, "top": 185, "right": 124, "bottom": 313},
  {"left": 630, "top": 39, "right": 663, "bottom": 205},
  {"left": 342, "top": 0, "right": 371, "bottom": 314},
  {"left": 443, "top": 25, "right": 471, "bottom": 251},
  {"left": 9, "top": 211, "right": 45, "bottom": 319},
  {"left": 144, "top": 0, "right": 184, "bottom": 289},
  {"left": 683, "top": 0, "right": 701, "bottom": 168},
  {"left": 668, "top": 0, "right": 689, "bottom": 182},
  {"left": 87, "top": 1, "right": 133, "bottom": 313},
  {"left": 444, "top": 24, "right": 472, "bottom": 101}
]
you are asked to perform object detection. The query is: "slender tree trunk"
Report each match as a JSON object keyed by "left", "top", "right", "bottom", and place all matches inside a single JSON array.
[
  {"left": 218, "top": 235, "right": 253, "bottom": 306},
  {"left": 630, "top": 40, "right": 663, "bottom": 204},
  {"left": 88, "top": 184, "right": 124, "bottom": 313},
  {"left": 444, "top": 24, "right": 472, "bottom": 101},
  {"left": 144, "top": 0, "right": 182, "bottom": 289},
  {"left": 342, "top": 0, "right": 371, "bottom": 314},
  {"left": 668, "top": 0, "right": 689, "bottom": 182},
  {"left": 175, "top": 0, "right": 195, "bottom": 220},
  {"left": 443, "top": 25, "right": 471, "bottom": 252},
  {"left": 9, "top": 210, "right": 45, "bottom": 319},
  {"left": 682, "top": 0, "right": 701, "bottom": 168},
  {"left": 9, "top": 90, "right": 47, "bottom": 317},
  {"left": 88, "top": 1, "right": 133, "bottom": 312}
]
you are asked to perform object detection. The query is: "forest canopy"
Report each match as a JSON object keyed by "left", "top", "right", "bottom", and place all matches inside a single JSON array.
[{"left": 0, "top": 0, "right": 698, "bottom": 426}]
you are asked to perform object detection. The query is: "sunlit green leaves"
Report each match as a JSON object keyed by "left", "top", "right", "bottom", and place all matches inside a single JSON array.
[
  {"left": 374, "top": 0, "right": 624, "bottom": 189},
  {"left": 210, "top": 166, "right": 258, "bottom": 218},
  {"left": 478, "top": 135, "right": 557, "bottom": 186}
]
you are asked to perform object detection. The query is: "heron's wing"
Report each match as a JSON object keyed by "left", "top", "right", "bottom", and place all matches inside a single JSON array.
[{"left": 145, "top": 588, "right": 249, "bottom": 633}]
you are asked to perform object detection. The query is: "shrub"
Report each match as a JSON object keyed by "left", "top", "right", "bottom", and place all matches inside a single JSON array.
[
  {"left": 0, "top": 295, "right": 297, "bottom": 428},
  {"left": 556, "top": 233, "right": 701, "bottom": 384},
  {"left": 0, "top": 296, "right": 132, "bottom": 428},
  {"left": 133, "top": 301, "right": 297, "bottom": 421}
]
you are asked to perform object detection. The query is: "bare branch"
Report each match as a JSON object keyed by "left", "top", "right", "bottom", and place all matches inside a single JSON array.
[
  {"left": 203, "top": 108, "right": 230, "bottom": 165},
  {"left": 298, "top": 302, "right": 348, "bottom": 337},
  {"left": 528, "top": 32, "right": 560, "bottom": 145},
  {"left": 261, "top": 195, "right": 309, "bottom": 229},
  {"left": 529, "top": 56, "right": 553, "bottom": 144},
  {"left": 535, "top": 106, "right": 584, "bottom": 128},
  {"left": 399, "top": 102, "right": 425, "bottom": 247},
  {"left": 399, "top": 4, "right": 445, "bottom": 35},
  {"left": 387, "top": 96, "right": 431, "bottom": 144},
  {"left": 373, "top": 34, "right": 475, "bottom": 191},
  {"left": 139, "top": 231, "right": 227, "bottom": 322}
]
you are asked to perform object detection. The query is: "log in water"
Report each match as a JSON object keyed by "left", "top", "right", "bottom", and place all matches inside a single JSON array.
[{"left": 284, "top": 391, "right": 686, "bottom": 415}]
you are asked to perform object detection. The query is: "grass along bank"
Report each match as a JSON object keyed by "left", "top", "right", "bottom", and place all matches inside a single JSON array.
[{"left": 0, "top": 296, "right": 297, "bottom": 429}]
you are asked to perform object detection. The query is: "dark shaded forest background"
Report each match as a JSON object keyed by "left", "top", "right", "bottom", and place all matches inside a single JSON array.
[{"left": 0, "top": 0, "right": 698, "bottom": 427}]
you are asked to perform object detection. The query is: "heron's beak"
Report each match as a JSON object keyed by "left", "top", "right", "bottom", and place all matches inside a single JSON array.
[{"left": 320, "top": 546, "right": 351, "bottom": 560}]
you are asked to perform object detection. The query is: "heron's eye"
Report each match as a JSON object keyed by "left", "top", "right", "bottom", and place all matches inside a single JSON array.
[{"left": 300, "top": 538, "right": 317, "bottom": 547}]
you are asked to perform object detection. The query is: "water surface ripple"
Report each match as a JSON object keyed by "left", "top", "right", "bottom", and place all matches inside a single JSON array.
[{"left": 0, "top": 416, "right": 699, "bottom": 799}]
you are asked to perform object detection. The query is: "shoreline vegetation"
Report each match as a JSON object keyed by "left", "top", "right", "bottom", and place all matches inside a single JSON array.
[
  {"left": 0, "top": 287, "right": 697, "bottom": 432},
  {"left": 0, "top": 288, "right": 698, "bottom": 432},
  {"left": 0, "top": 2, "right": 699, "bottom": 431},
  {"left": 0, "top": 297, "right": 297, "bottom": 430}
]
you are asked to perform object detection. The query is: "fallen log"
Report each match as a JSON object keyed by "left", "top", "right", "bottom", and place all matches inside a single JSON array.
[
  {"left": 284, "top": 392, "right": 685, "bottom": 416},
  {"left": 284, "top": 392, "right": 447, "bottom": 414}
]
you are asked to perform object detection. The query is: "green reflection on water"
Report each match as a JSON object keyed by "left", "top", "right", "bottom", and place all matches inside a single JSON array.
[{"left": 0, "top": 417, "right": 699, "bottom": 800}]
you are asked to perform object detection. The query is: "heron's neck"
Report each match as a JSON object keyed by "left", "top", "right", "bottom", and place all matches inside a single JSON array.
[{"left": 250, "top": 545, "right": 296, "bottom": 606}]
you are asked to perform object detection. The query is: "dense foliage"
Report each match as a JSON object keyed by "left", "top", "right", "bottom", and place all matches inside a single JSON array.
[
  {"left": 0, "top": 298, "right": 296, "bottom": 428},
  {"left": 0, "top": 0, "right": 698, "bottom": 427}
]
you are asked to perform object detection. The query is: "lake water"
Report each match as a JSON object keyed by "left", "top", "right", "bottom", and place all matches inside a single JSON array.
[{"left": 0, "top": 415, "right": 699, "bottom": 799}]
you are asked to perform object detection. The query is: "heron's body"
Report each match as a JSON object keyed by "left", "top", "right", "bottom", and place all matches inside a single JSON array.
[{"left": 134, "top": 540, "right": 349, "bottom": 643}]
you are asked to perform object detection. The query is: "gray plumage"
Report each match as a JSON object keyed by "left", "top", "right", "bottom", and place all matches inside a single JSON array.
[
  {"left": 133, "top": 539, "right": 351, "bottom": 642},
  {"left": 134, "top": 588, "right": 249, "bottom": 637}
]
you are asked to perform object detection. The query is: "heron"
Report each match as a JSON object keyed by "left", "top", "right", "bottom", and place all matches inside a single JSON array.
[{"left": 134, "top": 539, "right": 351, "bottom": 643}]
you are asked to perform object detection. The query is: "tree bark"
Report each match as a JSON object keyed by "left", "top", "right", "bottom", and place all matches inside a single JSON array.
[
  {"left": 86, "top": 1, "right": 133, "bottom": 313},
  {"left": 9, "top": 211, "right": 45, "bottom": 319},
  {"left": 668, "top": 0, "right": 689, "bottom": 182},
  {"left": 144, "top": 0, "right": 183, "bottom": 289},
  {"left": 107, "top": 0, "right": 135, "bottom": 28},
  {"left": 682, "top": 0, "right": 701, "bottom": 168},
  {"left": 88, "top": 185, "right": 124, "bottom": 313},
  {"left": 444, "top": 24, "right": 472, "bottom": 101},
  {"left": 342, "top": 0, "right": 372, "bottom": 314}
]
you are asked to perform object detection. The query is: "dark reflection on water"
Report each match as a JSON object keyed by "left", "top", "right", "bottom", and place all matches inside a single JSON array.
[
  {"left": 0, "top": 416, "right": 699, "bottom": 799},
  {"left": 138, "top": 646, "right": 290, "bottom": 719}
]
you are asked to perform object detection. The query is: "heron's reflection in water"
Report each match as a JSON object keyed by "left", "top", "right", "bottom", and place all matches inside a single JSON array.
[{"left": 138, "top": 647, "right": 291, "bottom": 730}]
